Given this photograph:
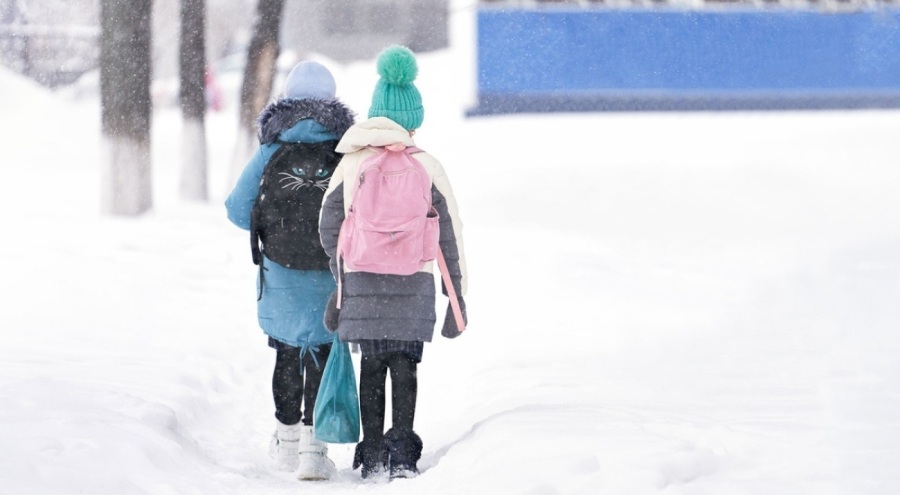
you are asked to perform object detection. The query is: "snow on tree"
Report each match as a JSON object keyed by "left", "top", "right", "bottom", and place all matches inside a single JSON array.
[
  {"left": 100, "top": 0, "right": 153, "bottom": 216},
  {"left": 230, "top": 0, "right": 283, "bottom": 184},
  {"left": 179, "top": 0, "right": 208, "bottom": 201}
]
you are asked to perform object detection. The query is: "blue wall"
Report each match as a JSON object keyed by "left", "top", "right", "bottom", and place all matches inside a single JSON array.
[{"left": 469, "top": 7, "right": 900, "bottom": 114}]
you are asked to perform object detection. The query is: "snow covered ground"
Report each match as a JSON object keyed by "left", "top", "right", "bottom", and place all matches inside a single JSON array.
[{"left": 2, "top": 7, "right": 900, "bottom": 495}]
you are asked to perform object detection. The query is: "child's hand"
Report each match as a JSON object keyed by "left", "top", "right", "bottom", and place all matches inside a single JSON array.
[
  {"left": 441, "top": 297, "right": 467, "bottom": 339},
  {"left": 324, "top": 290, "right": 340, "bottom": 331}
]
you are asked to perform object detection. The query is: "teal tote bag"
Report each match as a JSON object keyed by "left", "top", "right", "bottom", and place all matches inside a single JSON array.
[{"left": 313, "top": 335, "right": 361, "bottom": 443}]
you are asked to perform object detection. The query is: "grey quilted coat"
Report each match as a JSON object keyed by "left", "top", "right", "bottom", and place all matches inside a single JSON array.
[{"left": 318, "top": 117, "right": 467, "bottom": 342}]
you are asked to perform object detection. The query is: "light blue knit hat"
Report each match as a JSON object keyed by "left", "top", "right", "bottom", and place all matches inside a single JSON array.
[
  {"left": 283, "top": 61, "right": 336, "bottom": 100},
  {"left": 368, "top": 45, "right": 424, "bottom": 131}
]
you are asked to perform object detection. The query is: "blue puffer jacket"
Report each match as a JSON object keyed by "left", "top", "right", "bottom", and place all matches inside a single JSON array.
[{"left": 225, "top": 98, "right": 355, "bottom": 354}]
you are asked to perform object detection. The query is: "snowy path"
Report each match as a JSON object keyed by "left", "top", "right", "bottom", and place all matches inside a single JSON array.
[{"left": 2, "top": 64, "right": 900, "bottom": 494}]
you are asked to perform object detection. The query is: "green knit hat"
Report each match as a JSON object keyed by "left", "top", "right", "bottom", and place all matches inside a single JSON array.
[{"left": 368, "top": 45, "right": 424, "bottom": 131}]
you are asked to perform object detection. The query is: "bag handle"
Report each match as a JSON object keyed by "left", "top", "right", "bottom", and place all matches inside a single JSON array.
[{"left": 437, "top": 247, "right": 466, "bottom": 333}]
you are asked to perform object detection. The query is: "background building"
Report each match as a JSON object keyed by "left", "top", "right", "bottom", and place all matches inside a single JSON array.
[{"left": 282, "top": 0, "right": 449, "bottom": 62}]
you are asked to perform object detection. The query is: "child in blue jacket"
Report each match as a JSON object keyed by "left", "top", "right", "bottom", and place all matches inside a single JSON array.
[{"left": 225, "top": 60, "right": 354, "bottom": 480}]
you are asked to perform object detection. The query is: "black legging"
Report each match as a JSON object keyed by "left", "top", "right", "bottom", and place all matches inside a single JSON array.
[
  {"left": 272, "top": 343, "right": 332, "bottom": 426},
  {"left": 359, "top": 352, "right": 418, "bottom": 441}
]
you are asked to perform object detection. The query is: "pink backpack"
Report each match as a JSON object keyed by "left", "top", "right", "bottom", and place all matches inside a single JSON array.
[
  {"left": 337, "top": 146, "right": 439, "bottom": 276},
  {"left": 335, "top": 145, "right": 466, "bottom": 332}
]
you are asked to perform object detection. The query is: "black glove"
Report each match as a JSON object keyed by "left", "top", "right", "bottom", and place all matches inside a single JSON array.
[
  {"left": 441, "top": 297, "right": 467, "bottom": 339},
  {"left": 324, "top": 290, "right": 340, "bottom": 331}
]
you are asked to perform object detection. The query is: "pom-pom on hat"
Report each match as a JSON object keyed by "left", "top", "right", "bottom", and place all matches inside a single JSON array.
[
  {"left": 283, "top": 61, "right": 336, "bottom": 100},
  {"left": 368, "top": 45, "right": 424, "bottom": 131}
]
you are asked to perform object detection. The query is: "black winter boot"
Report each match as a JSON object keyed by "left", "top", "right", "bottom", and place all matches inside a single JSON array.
[
  {"left": 353, "top": 438, "right": 388, "bottom": 479},
  {"left": 384, "top": 428, "right": 423, "bottom": 479}
]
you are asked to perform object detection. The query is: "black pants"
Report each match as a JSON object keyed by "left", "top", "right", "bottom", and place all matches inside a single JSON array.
[
  {"left": 359, "top": 351, "right": 418, "bottom": 442},
  {"left": 272, "top": 343, "right": 332, "bottom": 426}
]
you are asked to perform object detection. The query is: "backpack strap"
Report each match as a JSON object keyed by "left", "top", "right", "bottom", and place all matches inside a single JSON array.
[
  {"left": 336, "top": 254, "right": 343, "bottom": 309},
  {"left": 437, "top": 247, "right": 466, "bottom": 333},
  {"left": 256, "top": 257, "right": 268, "bottom": 301}
]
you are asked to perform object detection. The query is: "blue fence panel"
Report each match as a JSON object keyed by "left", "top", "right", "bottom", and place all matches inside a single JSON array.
[{"left": 469, "top": 7, "right": 900, "bottom": 114}]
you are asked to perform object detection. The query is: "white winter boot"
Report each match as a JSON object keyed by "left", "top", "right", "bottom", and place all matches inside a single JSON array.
[
  {"left": 269, "top": 420, "right": 302, "bottom": 472},
  {"left": 296, "top": 425, "right": 336, "bottom": 481}
]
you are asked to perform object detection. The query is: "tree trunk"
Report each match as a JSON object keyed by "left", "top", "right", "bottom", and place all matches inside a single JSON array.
[
  {"left": 179, "top": 0, "right": 208, "bottom": 201},
  {"left": 230, "top": 0, "right": 284, "bottom": 185},
  {"left": 100, "top": 0, "right": 153, "bottom": 216}
]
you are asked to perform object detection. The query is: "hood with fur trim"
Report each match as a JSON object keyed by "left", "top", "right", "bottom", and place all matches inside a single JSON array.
[{"left": 257, "top": 98, "right": 356, "bottom": 144}]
